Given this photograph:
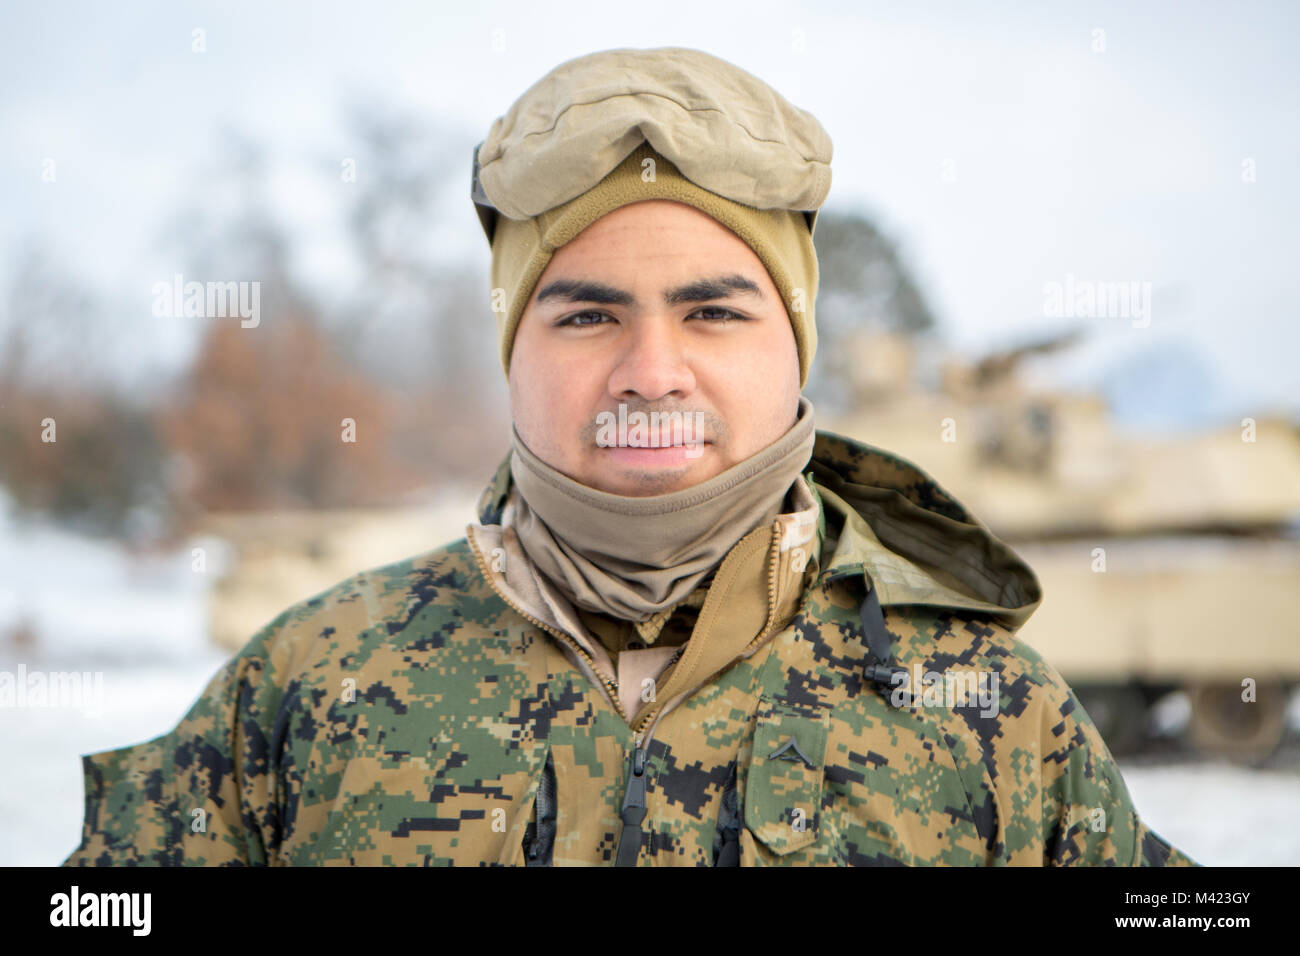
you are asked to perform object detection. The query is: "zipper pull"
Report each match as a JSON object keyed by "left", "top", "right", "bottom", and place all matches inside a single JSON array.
[{"left": 614, "top": 747, "right": 649, "bottom": 866}]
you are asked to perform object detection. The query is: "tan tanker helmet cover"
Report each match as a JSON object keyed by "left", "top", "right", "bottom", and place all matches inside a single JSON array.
[{"left": 471, "top": 47, "right": 832, "bottom": 237}]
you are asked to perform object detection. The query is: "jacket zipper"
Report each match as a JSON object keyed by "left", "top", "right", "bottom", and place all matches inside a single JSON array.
[
  {"left": 616, "top": 520, "right": 786, "bottom": 865},
  {"left": 467, "top": 532, "right": 631, "bottom": 725},
  {"left": 757, "top": 518, "right": 782, "bottom": 648}
]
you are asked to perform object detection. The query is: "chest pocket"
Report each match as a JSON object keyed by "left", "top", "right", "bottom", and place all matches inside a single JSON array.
[{"left": 744, "top": 699, "right": 829, "bottom": 855}]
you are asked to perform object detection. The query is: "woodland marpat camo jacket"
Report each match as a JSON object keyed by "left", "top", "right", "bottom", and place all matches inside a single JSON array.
[{"left": 64, "top": 430, "right": 1198, "bottom": 866}]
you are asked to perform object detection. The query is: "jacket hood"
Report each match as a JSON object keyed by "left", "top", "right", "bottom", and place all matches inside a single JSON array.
[
  {"left": 475, "top": 427, "right": 1042, "bottom": 633},
  {"left": 806, "top": 428, "right": 1041, "bottom": 631}
]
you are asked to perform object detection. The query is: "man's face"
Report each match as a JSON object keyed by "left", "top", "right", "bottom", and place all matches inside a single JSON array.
[{"left": 509, "top": 199, "right": 801, "bottom": 496}]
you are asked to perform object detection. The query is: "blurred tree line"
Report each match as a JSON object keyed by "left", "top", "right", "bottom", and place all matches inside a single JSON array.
[{"left": 0, "top": 114, "right": 937, "bottom": 544}]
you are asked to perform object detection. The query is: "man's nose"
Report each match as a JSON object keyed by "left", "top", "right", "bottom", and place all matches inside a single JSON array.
[{"left": 606, "top": 318, "right": 696, "bottom": 402}]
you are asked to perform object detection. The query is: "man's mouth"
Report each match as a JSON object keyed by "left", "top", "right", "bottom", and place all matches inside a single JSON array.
[{"left": 602, "top": 440, "right": 709, "bottom": 465}]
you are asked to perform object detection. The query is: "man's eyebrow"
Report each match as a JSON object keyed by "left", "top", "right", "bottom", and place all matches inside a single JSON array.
[
  {"left": 534, "top": 273, "right": 765, "bottom": 308},
  {"left": 664, "top": 274, "right": 764, "bottom": 305}
]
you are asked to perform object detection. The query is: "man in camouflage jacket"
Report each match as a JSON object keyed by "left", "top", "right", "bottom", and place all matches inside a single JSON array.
[{"left": 64, "top": 47, "right": 1197, "bottom": 867}]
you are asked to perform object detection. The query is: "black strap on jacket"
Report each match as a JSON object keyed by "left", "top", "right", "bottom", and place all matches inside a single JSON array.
[
  {"left": 522, "top": 750, "right": 556, "bottom": 866},
  {"left": 712, "top": 761, "right": 741, "bottom": 866},
  {"left": 860, "top": 584, "right": 909, "bottom": 693},
  {"left": 614, "top": 747, "right": 649, "bottom": 866}
]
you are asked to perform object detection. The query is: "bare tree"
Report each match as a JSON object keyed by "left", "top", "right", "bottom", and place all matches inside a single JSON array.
[{"left": 807, "top": 207, "right": 938, "bottom": 412}]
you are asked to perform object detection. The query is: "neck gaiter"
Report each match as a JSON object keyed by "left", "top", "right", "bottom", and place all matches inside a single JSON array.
[{"left": 507, "top": 395, "right": 817, "bottom": 622}]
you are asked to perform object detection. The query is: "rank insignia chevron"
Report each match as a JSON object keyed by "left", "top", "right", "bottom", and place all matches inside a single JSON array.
[{"left": 768, "top": 736, "right": 815, "bottom": 768}]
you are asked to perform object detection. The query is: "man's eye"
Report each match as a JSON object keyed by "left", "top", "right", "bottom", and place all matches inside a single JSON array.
[
  {"left": 690, "top": 307, "right": 746, "bottom": 322},
  {"left": 556, "top": 311, "right": 611, "bottom": 328}
]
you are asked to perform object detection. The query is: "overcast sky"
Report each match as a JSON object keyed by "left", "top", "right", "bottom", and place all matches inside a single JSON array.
[{"left": 2, "top": 0, "right": 1296, "bottom": 423}]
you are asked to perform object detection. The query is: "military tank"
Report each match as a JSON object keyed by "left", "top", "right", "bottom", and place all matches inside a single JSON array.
[{"left": 820, "top": 329, "right": 1300, "bottom": 763}]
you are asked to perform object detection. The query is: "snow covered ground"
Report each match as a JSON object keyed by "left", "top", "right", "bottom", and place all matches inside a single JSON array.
[
  {"left": 1119, "top": 754, "right": 1300, "bottom": 866},
  {"left": 2, "top": 491, "right": 1297, "bottom": 867}
]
